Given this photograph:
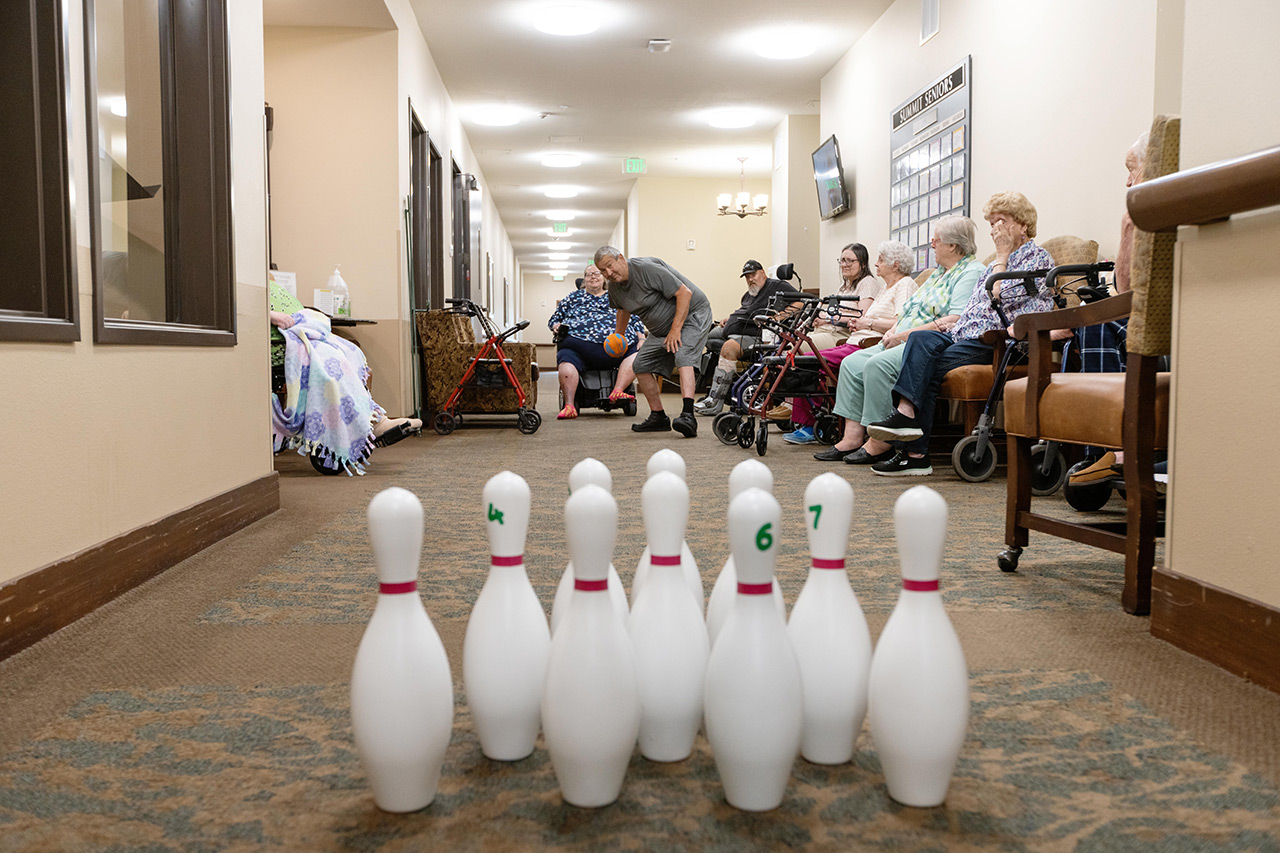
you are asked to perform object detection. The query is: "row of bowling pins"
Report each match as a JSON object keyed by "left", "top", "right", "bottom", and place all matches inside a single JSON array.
[{"left": 349, "top": 452, "right": 969, "bottom": 814}]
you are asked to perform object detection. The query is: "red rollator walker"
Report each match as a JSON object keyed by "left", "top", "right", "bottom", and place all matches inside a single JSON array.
[{"left": 432, "top": 298, "right": 542, "bottom": 435}]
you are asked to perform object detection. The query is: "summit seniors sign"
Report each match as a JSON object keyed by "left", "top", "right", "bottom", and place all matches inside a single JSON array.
[{"left": 888, "top": 57, "right": 972, "bottom": 273}]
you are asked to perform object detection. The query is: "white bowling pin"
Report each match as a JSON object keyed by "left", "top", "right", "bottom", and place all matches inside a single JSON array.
[
  {"left": 704, "top": 488, "right": 802, "bottom": 811},
  {"left": 542, "top": 485, "right": 641, "bottom": 807},
  {"left": 787, "top": 473, "right": 872, "bottom": 765},
  {"left": 551, "top": 458, "right": 627, "bottom": 633},
  {"left": 707, "top": 459, "right": 784, "bottom": 646},
  {"left": 631, "top": 449, "right": 703, "bottom": 612},
  {"left": 463, "top": 472, "right": 551, "bottom": 761},
  {"left": 628, "top": 472, "right": 710, "bottom": 762},
  {"left": 868, "top": 485, "right": 970, "bottom": 807},
  {"left": 350, "top": 487, "right": 454, "bottom": 812}
]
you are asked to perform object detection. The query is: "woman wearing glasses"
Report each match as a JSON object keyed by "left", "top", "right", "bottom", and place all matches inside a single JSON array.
[{"left": 808, "top": 243, "right": 885, "bottom": 352}]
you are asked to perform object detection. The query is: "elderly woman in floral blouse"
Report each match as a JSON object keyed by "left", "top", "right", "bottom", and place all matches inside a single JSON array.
[
  {"left": 549, "top": 263, "right": 647, "bottom": 419},
  {"left": 865, "top": 191, "right": 1056, "bottom": 476}
]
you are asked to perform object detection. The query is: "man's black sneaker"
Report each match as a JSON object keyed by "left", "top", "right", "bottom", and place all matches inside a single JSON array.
[
  {"left": 672, "top": 411, "right": 698, "bottom": 437},
  {"left": 631, "top": 411, "right": 672, "bottom": 432},
  {"left": 867, "top": 410, "right": 924, "bottom": 442},
  {"left": 871, "top": 451, "right": 933, "bottom": 477}
]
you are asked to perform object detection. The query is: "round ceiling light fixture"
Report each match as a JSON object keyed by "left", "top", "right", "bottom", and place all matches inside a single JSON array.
[
  {"left": 471, "top": 105, "right": 526, "bottom": 126},
  {"left": 548, "top": 253, "right": 571, "bottom": 260},
  {"left": 533, "top": 4, "right": 601, "bottom": 36},
  {"left": 546, "top": 241, "right": 573, "bottom": 250},
  {"left": 543, "top": 185, "right": 580, "bottom": 198},
  {"left": 706, "top": 108, "right": 756, "bottom": 129},
  {"left": 544, "top": 209, "right": 577, "bottom": 221},
  {"left": 541, "top": 153, "right": 582, "bottom": 168}
]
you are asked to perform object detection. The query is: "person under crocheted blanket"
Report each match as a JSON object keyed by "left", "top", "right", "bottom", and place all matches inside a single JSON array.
[{"left": 269, "top": 281, "right": 420, "bottom": 474}]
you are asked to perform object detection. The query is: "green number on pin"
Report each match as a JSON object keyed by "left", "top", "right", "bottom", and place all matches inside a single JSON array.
[
  {"left": 809, "top": 504, "right": 822, "bottom": 530},
  {"left": 756, "top": 523, "right": 773, "bottom": 551},
  {"left": 488, "top": 503, "right": 504, "bottom": 524}
]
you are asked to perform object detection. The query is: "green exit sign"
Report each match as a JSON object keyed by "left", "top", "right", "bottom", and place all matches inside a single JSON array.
[
  {"left": 552, "top": 222, "right": 568, "bottom": 233},
  {"left": 623, "top": 157, "right": 647, "bottom": 175}
]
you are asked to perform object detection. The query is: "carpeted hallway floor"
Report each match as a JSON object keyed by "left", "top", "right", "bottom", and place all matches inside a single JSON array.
[{"left": 2, "top": 377, "right": 1279, "bottom": 851}]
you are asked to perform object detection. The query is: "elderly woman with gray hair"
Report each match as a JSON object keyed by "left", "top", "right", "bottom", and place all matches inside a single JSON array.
[
  {"left": 782, "top": 240, "right": 920, "bottom": 444},
  {"left": 813, "top": 215, "right": 985, "bottom": 462}
]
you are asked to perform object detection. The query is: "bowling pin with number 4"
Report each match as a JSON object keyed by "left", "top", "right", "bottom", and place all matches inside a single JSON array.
[
  {"left": 868, "top": 485, "right": 969, "bottom": 807},
  {"left": 350, "top": 487, "right": 454, "bottom": 812},
  {"left": 463, "top": 472, "right": 551, "bottom": 761}
]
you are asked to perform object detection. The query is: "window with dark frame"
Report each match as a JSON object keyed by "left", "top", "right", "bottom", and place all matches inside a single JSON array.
[
  {"left": 0, "top": 0, "right": 79, "bottom": 343},
  {"left": 85, "top": 0, "right": 236, "bottom": 346}
]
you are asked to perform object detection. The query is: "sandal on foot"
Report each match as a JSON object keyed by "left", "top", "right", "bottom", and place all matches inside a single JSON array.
[{"left": 557, "top": 405, "right": 579, "bottom": 420}]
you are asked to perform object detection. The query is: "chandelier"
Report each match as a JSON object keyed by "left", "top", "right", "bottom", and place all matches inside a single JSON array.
[{"left": 717, "top": 157, "right": 768, "bottom": 218}]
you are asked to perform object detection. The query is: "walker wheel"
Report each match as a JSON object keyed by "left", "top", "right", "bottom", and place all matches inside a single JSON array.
[
  {"left": 1030, "top": 444, "right": 1069, "bottom": 496},
  {"left": 997, "top": 547, "right": 1022, "bottom": 572},
  {"left": 953, "top": 434, "right": 998, "bottom": 482},
  {"left": 713, "top": 412, "right": 741, "bottom": 446},
  {"left": 756, "top": 422, "right": 769, "bottom": 456},
  {"left": 518, "top": 409, "right": 542, "bottom": 435},
  {"left": 814, "top": 413, "right": 840, "bottom": 446},
  {"left": 737, "top": 418, "right": 756, "bottom": 449},
  {"left": 433, "top": 412, "right": 458, "bottom": 435}
]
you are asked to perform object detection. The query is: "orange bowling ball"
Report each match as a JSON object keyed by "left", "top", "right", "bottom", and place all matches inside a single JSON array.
[{"left": 603, "top": 334, "right": 628, "bottom": 358}]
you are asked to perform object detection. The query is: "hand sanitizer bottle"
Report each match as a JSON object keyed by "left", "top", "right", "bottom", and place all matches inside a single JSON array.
[{"left": 328, "top": 265, "right": 351, "bottom": 318}]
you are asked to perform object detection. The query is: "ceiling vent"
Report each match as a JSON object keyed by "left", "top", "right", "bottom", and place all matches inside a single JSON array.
[{"left": 647, "top": 39, "right": 672, "bottom": 53}]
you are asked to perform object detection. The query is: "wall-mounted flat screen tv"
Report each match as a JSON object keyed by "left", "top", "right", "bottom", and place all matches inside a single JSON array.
[{"left": 812, "top": 135, "right": 850, "bottom": 220}]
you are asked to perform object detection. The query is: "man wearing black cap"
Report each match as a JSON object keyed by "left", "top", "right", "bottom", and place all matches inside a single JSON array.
[{"left": 694, "top": 260, "right": 800, "bottom": 416}]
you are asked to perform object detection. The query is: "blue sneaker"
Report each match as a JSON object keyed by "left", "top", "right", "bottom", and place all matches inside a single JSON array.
[{"left": 783, "top": 425, "right": 816, "bottom": 445}]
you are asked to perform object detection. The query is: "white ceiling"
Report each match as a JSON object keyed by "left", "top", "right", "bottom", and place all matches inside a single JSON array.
[
  {"left": 408, "top": 1, "right": 892, "bottom": 279},
  {"left": 264, "top": 0, "right": 892, "bottom": 280}
]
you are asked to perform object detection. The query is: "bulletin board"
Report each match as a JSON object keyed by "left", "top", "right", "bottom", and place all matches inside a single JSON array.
[{"left": 889, "top": 57, "right": 972, "bottom": 272}]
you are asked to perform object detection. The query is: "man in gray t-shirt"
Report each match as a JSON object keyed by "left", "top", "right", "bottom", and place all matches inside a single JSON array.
[{"left": 595, "top": 247, "right": 713, "bottom": 438}]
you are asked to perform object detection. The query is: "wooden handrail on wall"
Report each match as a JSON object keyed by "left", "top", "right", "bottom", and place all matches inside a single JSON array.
[{"left": 1127, "top": 144, "right": 1280, "bottom": 232}]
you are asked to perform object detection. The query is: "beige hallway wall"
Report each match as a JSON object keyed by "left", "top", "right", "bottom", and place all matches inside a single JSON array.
[
  {"left": 2, "top": 0, "right": 270, "bottom": 581},
  {"left": 818, "top": 0, "right": 1158, "bottom": 294},
  {"left": 1165, "top": 0, "right": 1280, "bottom": 606}
]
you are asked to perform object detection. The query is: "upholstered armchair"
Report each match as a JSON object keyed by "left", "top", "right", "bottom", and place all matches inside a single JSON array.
[{"left": 999, "top": 115, "right": 1180, "bottom": 615}]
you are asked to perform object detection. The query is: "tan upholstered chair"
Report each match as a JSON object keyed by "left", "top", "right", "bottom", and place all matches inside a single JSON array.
[
  {"left": 937, "top": 236, "right": 1099, "bottom": 437},
  {"left": 999, "top": 115, "right": 1179, "bottom": 615},
  {"left": 415, "top": 308, "right": 539, "bottom": 418}
]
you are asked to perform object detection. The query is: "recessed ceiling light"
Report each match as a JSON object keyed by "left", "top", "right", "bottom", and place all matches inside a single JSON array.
[
  {"left": 755, "top": 35, "right": 816, "bottom": 60},
  {"left": 547, "top": 241, "right": 573, "bottom": 250},
  {"left": 472, "top": 105, "right": 525, "bottom": 126},
  {"left": 543, "top": 185, "right": 580, "bottom": 198},
  {"left": 544, "top": 209, "right": 577, "bottom": 221},
  {"left": 533, "top": 4, "right": 600, "bottom": 36},
  {"left": 548, "top": 253, "right": 571, "bottom": 260},
  {"left": 549, "top": 262, "right": 570, "bottom": 270},
  {"left": 541, "top": 153, "right": 582, "bottom": 168},
  {"left": 707, "top": 109, "right": 756, "bottom": 129}
]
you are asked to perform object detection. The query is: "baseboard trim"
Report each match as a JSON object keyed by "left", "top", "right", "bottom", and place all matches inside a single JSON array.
[
  {"left": 0, "top": 473, "right": 279, "bottom": 662},
  {"left": 1151, "top": 566, "right": 1280, "bottom": 694}
]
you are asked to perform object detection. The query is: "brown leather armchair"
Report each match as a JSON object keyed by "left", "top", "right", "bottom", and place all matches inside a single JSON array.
[{"left": 999, "top": 115, "right": 1180, "bottom": 615}]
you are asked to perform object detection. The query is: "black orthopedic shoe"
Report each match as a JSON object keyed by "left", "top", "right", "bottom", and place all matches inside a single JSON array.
[
  {"left": 631, "top": 411, "right": 672, "bottom": 433},
  {"left": 672, "top": 411, "right": 698, "bottom": 437},
  {"left": 867, "top": 410, "right": 924, "bottom": 442}
]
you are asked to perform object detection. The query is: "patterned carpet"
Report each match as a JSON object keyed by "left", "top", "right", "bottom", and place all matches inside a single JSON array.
[{"left": 0, "top": 392, "right": 1277, "bottom": 851}]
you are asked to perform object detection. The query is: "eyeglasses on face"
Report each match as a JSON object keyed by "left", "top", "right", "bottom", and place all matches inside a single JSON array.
[{"left": 837, "top": 257, "right": 857, "bottom": 265}]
